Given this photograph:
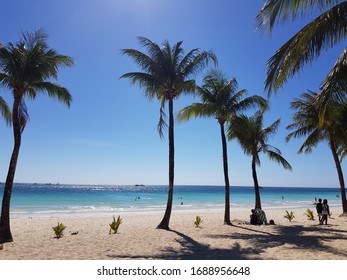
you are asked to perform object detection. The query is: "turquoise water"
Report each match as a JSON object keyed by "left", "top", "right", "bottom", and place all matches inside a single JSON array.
[{"left": 0, "top": 183, "right": 343, "bottom": 216}]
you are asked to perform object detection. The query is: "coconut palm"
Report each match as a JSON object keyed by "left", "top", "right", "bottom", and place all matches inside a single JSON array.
[
  {"left": 120, "top": 37, "right": 216, "bottom": 229},
  {"left": 0, "top": 30, "right": 73, "bottom": 243},
  {"left": 287, "top": 91, "right": 347, "bottom": 214},
  {"left": 228, "top": 111, "right": 292, "bottom": 209},
  {"left": 177, "top": 69, "right": 267, "bottom": 224},
  {"left": 257, "top": 0, "right": 347, "bottom": 97}
]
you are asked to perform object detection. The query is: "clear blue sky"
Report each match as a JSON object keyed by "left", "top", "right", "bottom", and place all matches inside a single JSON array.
[{"left": 0, "top": 0, "right": 344, "bottom": 187}]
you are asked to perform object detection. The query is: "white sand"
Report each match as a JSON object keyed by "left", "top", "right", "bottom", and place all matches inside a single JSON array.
[{"left": 1, "top": 207, "right": 347, "bottom": 260}]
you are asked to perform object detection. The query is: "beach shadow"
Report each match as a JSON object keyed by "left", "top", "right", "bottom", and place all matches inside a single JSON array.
[
  {"left": 208, "top": 224, "right": 347, "bottom": 259},
  {"left": 106, "top": 223, "right": 347, "bottom": 260},
  {"left": 106, "top": 228, "right": 263, "bottom": 260}
]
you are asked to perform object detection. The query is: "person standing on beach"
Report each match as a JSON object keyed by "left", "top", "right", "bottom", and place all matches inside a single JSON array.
[
  {"left": 316, "top": 198, "right": 323, "bottom": 224},
  {"left": 321, "top": 199, "right": 330, "bottom": 225}
]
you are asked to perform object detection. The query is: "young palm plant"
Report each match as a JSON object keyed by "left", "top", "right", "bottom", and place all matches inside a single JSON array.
[
  {"left": 287, "top": 91, "right": 347, "bottom": 215},
  {"left": 177, "top": 69, "right": 267, "bottom": 224},
  {"left": 120, "top": 37, "right": 216, "bottom": 230},
  {"left": 0, "top": 30, "right": 73, "bottom": 243},
  {"left": 228, "top": 110, "right": 292, "bottom": 209},
  {"left": 257, "top": 0, "right": 347, "bottom": 98}
]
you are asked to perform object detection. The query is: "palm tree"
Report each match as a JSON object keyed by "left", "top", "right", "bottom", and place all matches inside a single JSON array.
[
  {"left": 287, "top": 91, "right": 347, "bottom": 215},
  {"left": 177, "top": 69, "right": 267, "bottom": 224},
  {"left": 256, "top": 0, "right": 347, "bottom": 97},
  {"left": 120, "top": 37, "right": 216, "bottom": 230},
  {"left": 228, "top": 111, "right": 292, "bottom": 209},
  {"left": 0, "top": 30, "right": 73, "bottom": 243}
]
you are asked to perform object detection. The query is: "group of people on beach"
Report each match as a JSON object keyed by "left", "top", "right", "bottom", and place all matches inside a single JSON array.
[{"left": 316, "top": 198, "right": 330, "bottom": 225}]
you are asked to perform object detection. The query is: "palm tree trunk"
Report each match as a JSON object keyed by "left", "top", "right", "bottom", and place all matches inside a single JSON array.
[
  {"left": 157, "top": 98, "right": 174, "bottom": 229},
  {"left": 0, "top": 98, "right": 21, "bottom": 243},
  {"left": 252, "top": 156, "right": 262, "bottom": 209},
  {"left": 220, "top": 122, "right": 232, "bottom": 225},
  {"left": 329, "top": 137, "right": 347, "bottom": 214}
]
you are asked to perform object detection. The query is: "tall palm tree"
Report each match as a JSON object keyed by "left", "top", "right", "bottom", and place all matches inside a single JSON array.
[
  {"left": 257, "top": 0, "right": 347, "bottom": 97},
  {"left": 0, "top": 30, "right": 73, "bottom": 243},
  {"left": 228, "top": 111, "right": 292, "bottom": 209},
  {"left": 120, "top": 37, "right": 216, "bottom": 230},
  {"left": 177, "top": 69, "right": 267, "bottom": 224},
  {"left": 287, "top": 91, "right": 347, "bottom": 215}
]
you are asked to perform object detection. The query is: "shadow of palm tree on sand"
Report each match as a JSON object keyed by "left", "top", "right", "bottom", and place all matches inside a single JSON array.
[{"left": 106, "top": 223, "right": 347, "bottom": 259}]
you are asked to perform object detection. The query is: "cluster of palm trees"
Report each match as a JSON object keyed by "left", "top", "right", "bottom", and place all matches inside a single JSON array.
[
  {"left": 121, "top": 37, "right": 293, "bottom": 229},
  {"left": 121, "top": 0, "right": 347, "bottom": 229},
  {"left": 1, "top": 0, "right": 347, "bottom": 244}
]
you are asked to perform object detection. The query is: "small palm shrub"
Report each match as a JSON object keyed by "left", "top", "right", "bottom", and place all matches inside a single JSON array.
[
  {"left": 284, "top": 210, "right": 295, "bottom": 222},
  {"left": 109, "top": 215, "right": 123, "bottom": 234},
  {"left": 194, "top": 216, "right": 203, "bottom": 228},
  {"left": 304, "top": 209, "right": 315, "bottom": 220},
  {"left": 52, "top": 222, "right": 66, "bottom": 239}
]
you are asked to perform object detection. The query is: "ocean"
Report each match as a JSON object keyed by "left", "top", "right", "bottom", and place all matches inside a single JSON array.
[{"left": 0, "top": 183, "right": 343, "bottom": 216}]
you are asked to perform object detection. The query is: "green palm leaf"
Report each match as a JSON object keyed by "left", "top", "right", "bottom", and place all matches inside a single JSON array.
[
  {"left": 320, "top": 48, "right": 347, "bottom": 102},
  {"left": 257, "top": 1, "right": 347, "bottom": 95}
]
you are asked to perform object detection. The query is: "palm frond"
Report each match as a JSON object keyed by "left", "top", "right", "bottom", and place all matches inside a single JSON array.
[
  {"left": 181, "top": 50, "right": 217, "bottom": 78},
  {"left": 0, "top": 72, "right": 11, "bottom": 89},
  {"left": 264, "top": 2, "right": 347, "bottom": 93},
  {"left": 136, "top": 36, "right": 165, "bottom": 64},
  {"left": 177, "top": 103, "right": 214, "bottom": 122},
  {"left": 261, "top": 118, "right": 281, "bottom": 141},
  {"left": 0, "top": 96, "right": 11, "bottom": 125},
  {"left": 120, "top": 72, "right": 160, "bottom": 99},
  {"left": 320, "top": 47, "right": 347, "bottom": 103},
  {"left": 33, "top": 81, "right": 72, "bottom": 107},
  {"left": 235, "top": 95, "right": 268, "bottom": 112},
  {"left": 157, "top": 98, "right": 167, "bottom": 139},
  {"left": 265, "top": 149, "right": 293, "bottom": 170},
  {"left": 297, "top": 129, "right": 322, "bottom": 154},
  {"left": 256, "top": 0, "right": 341, "bottom": 33},
  {"left": 120, "top": 49, "right": 159, "bottom": 74}
]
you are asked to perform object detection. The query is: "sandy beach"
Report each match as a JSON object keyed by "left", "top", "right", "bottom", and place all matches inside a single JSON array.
[{"left": 1, "top": 207, "right": 347, "bottom": 260}]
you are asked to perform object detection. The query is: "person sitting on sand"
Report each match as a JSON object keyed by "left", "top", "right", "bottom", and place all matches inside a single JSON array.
[
  {"left": 255, "top": 208, "right": 267, "bottom": 225},
  {"left": 316, "top": 198, "right": 323, "bottom": 223},
  {"left": 250, "top": 209, "right": 258, "bottom": 225},
  {"left": 320, "top": 199, "right": 330, "bottom": 225}
]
